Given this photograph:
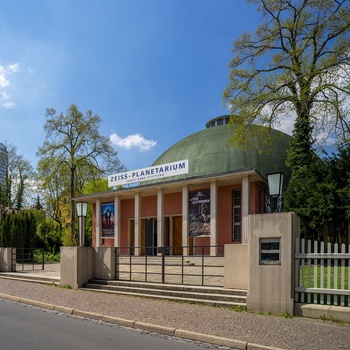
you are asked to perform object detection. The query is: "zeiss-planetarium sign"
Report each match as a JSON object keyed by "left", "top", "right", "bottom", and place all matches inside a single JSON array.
[{"left": 108, "top": 159, "right": 189, "bottom": 187}]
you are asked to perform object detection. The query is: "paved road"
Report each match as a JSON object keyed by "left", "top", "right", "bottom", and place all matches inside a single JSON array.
[
  {"left": 1, "top": 266, "right": 350, "bottom": 350},
  {"left": 0, "top": 299, "right": 222, "bottom": 350}
]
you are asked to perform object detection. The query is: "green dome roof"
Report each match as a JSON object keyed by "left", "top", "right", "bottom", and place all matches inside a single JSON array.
[{"left": 150, "top": 118, "right": 291, "bottom": 183}]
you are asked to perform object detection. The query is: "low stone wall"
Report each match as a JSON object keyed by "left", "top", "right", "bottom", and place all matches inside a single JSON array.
[
  {"left": 0, "top": 248, "right": 14, "bottom": 272},
  {"left": 295, "top": 303, "right": 350, "bottom": 323},
  {"left": 60, "top": 247, "right": 115, "bottom": 289},
  {"left": 224, "top": 244, "right": 248, "bottom": 290}
]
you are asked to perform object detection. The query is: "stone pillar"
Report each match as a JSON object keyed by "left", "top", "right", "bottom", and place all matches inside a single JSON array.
[
  {"left": 134, "top": 192, "right": 141, "bottom": 256},
  {"left": 247, "top": 212, "right": 300, "bottom": 314},
  {"left": 182, "top": 185, "right": 189, "bottom": 256},
  {"left": 0, "top": 248, "right": 15, "bottom": 272},
  {"left": 210, "top": 180, "right": 218, "bottom": 256},
  {"left": 60, "top": 246, "right": 94, "bottom": 289}
]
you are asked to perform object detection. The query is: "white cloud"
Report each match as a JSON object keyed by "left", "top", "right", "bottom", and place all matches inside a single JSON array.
[
  {"left": 0, "top": 62, "right": 20, "bottom": 108},
  {"left": 2, "top": 101, "right": 15, "bottom": 109},
  {"left": 0, "top": 70, "right": 10, "bottom": 87},
  {"left": 0, "top": 91, "right": 15, "bottom": 109},
  {"left": 110, "top": 133, "right": 157, "bottom": 151},
  {"left": 7, "top": 63, "right": 20, "bottom": 73}
]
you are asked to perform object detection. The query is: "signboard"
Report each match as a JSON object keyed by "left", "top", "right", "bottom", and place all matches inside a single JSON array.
[
  {"left": 101, "top": 203, "right": 115, "bottom": 238},
  {"left": 108, "top": 159, "right": 189, "bottom": 187},
  {"left": 189, "top": 190, "right": 210, "bottom": 237},
  {"left": 259, "top": 238, "right": 281, "bottom": 265}
]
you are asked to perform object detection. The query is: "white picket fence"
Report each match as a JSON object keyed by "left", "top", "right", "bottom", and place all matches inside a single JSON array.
[{"left": 295, "top": 238, "right": 350, "bottom": 307}]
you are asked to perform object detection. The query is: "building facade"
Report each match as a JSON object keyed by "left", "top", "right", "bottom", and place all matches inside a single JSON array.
[{"left": 75, "top": 116, "right": 291, "bottom": 256}]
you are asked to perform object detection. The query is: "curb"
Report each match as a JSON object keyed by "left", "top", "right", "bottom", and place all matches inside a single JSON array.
[{"left": 0, "top": 293, "right": 284, "bottom": 350}]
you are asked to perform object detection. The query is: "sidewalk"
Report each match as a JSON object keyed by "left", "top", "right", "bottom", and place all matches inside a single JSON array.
[{"left": 0, "top": 264, "right": 350, "bottom": 350}]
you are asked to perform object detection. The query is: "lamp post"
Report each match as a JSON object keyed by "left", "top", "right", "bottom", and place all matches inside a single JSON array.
[
  {"left": 265, "top": 172, "right": 284, "bottom": 213},
  {"left": 76, "top": 201, "right": 88, "bottom": 246}
]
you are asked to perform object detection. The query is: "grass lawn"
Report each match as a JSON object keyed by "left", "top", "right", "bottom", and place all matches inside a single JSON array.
[{"left": 299, "top": 265, "right": 349, "bottom": 289}]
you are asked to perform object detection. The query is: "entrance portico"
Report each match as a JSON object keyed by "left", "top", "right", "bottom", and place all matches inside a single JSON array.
[{"left": 81, "top": 169, "right": 264, "bottom": 256}]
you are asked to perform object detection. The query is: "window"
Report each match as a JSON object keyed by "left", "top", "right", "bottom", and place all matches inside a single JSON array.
[{"left": 232, "top": 189, "right": 241, "bottom": 241}]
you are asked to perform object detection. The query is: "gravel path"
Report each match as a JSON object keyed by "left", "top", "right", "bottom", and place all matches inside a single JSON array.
[{"left": 0, "top": 277, "right": 349, "bottom": 350}]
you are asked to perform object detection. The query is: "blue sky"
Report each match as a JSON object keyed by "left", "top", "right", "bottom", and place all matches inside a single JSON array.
[{"left": 0, "top": 0, "right": 288, "bottom": 172}]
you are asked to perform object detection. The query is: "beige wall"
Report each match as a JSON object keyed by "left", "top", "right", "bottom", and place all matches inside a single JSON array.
[
  {"left": 94, "top": 247, "right": 115, "bottom": 280},
  {"left": 224, "top": 244, "right": 248, "bottom": 289},
  {"left": 60, "top": 247, "right": 115, "bottom": 289},
  {"left": 0, "top": 248, "right": 14, "bottom": 272},
  {"left": 247, "top": 212, "right": 300, "bottom": 314}
]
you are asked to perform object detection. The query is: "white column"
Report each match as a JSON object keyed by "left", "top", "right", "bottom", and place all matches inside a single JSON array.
[
  {"left": 242, "top": 175, "right": 250, "bottom": 244},
  {"left": 95, "top": 198, "right": 101, "bottom": 248},
  {"left": 182, "top": 185, "right": 189, "bottom": 256},
  {"left": 157, "top": 189, "right": 164, "bottom": 254},
  {"left": 134, "top": 192, "right": 141, "bottom": 256},
  {"left": 114, "top": 196, "right": 120, "bottom": 248},
  {"left": 210, "top": 180, "right": 218, "bottom": 256}
]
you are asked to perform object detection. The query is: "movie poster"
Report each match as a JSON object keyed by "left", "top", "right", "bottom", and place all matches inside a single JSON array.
[
  {"left": 101, "top": 203, "right": 115, "bottom": 238},
  {"left": 189, "top": 190, "right": 210, "bottom": 237}
]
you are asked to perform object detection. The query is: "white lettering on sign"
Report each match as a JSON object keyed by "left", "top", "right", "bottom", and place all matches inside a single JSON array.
[{"left": 108, "top": 159, "right": 189, "bottom": 187}]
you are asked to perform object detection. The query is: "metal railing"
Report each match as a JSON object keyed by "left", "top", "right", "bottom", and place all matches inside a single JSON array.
[
  {"left": 115, "top": 245, "right": 224, "bottom": 287},
  {"left": 11, "top": 248, "right": 45, "bottom": 272}
]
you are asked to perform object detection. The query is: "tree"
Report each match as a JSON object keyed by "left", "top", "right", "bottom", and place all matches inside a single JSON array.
[
  {"left": 223, "top": 0, "right": 350, "bottom": 164},
  {"left": 35, "top": 158, "right": 68, "bottom": 229},
  {"left": 223, "top": 0, "right": 350, "bottom": 238},
  {"left": 0, "top": 209, "right": 37, "bottom": 248},
  {"left": 324, "top": 142, "right": 350, "bottom": 243},
  {"left": 0, "top": 143, "right": 35, "bottom": 210},
  {"left": 36, "top": 104, "right": 126, "bottom": 244}
]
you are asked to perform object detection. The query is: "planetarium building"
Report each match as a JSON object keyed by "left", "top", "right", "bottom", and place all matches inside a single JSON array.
[{"left": 77, "top": 116, "right": 291, "bottom": 256}]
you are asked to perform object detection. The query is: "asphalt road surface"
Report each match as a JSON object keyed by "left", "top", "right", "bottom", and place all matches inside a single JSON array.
[{"left": 0, "top": 299, "right": 214, "bottom": 350}]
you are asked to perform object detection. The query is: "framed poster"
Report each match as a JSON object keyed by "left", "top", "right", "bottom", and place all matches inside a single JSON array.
[
  {"left": 189, "top": 190, "right": 210, "bottom": 237},
  {"left": 101, "top": 203, "right": 115, "bottom": 238}
]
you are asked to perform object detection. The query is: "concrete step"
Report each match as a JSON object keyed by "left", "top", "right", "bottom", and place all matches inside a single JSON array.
[
  {"left": 82, "top": 279, "right": 247, "bottom": 308},
  {"left": 0, "top": 273, "right": 60, "bottom": 284}
]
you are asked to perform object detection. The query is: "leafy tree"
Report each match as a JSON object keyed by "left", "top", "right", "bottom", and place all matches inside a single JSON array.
[
  {"left": 0, "top": 143, "right": 35, "bottom": 210},
  {"left": 223, "top": 0, "right": 350, "bottom": 164},
  {"left": 223, "top": 0, "right": 350, "bottom": 239},
  {"left": 323, "top": 143, "right": 350, "bottom": 244},
  {"left": 34, "top": 195, "right": 43, "bottom": 210},
  {"left": 35, "top": 218, "right": 62, "bottom": 254},
  {"left": 0, "top": 209, "right": 37, "bottom": 248},
  {"left": 36, "top": 104, "right": 126, "bottom": 244},
  {"left": 36, "top": 159, "right": 68, "bottom": 229}
]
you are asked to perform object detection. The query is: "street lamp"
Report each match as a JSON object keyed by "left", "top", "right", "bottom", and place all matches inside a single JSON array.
[
  {"left": 76, "top": 201, "right": 88, "bottom": 246},
  {"left": 265, "top": 172, "right": 284, "bottom": 213}
]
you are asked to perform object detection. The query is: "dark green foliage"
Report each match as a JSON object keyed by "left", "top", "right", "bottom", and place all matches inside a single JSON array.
[
  {"left": 0, "top": 208, "right": 64, "bottom": 253},
  {"left": 285, "top": 141, "right": 350, "bottom": 244},
  {"left": 0, "top": 209, "right": 37, "bottom": 248},
  {"left": 35, "top": 218, "right": 62, "bottom": 254}
]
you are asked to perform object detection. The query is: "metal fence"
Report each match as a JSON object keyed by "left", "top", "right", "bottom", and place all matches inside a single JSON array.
[
  {"left": 11, "top": 248, "right": 45, "bottom": 272},
  {"left": 115, "top": 245, "right": 224, "bottom": 287},
  {"left": 295, "top": 238, "right": 350, "bottom": 307}
]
